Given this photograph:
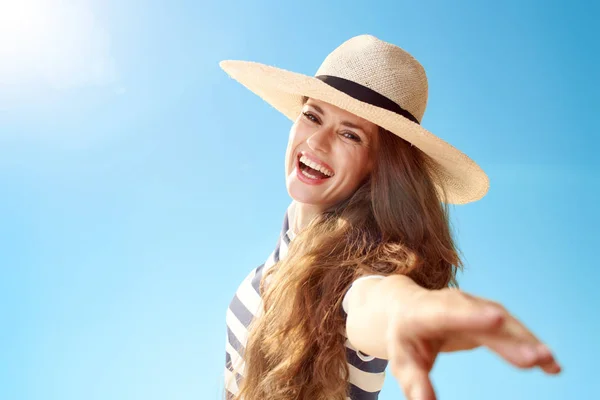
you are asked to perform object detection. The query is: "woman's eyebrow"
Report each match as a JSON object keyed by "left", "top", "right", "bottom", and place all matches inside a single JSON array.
[
  {"left": 309, "top": 104, "right": 326, "bottom": 115},
  {"left": 308, "top": 104, "right": 366, "bottom": 133},
  {"left": 340, "top": 121, "right": 365, "bottom": 133}
]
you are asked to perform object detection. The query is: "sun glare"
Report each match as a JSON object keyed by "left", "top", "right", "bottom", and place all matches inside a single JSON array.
[
  {"left": 0, "top": 0, "right": 115, "bottom": 88},
  {"left": 0, "top": 1, "right": 54, "bottom": 81}
]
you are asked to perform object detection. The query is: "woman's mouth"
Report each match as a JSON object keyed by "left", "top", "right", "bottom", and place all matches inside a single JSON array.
[{"left": 296, "top": 153, "right": 334, "bottom": 184}]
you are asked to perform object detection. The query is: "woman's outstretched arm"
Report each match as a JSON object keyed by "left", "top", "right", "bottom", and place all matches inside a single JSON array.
[{"left": 344, "top": 274, "right": 561, "bottom": 400}]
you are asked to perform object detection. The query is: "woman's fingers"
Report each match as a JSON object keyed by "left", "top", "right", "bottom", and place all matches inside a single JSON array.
[
  {"left": 474, "top": 333, "right": 544, "bottom": 368},
  {"left": 406, "top": 289, "right": 561, "bottom": 374},
  {"left": 472, "top": 325, "right": 562, "bottom": 373},
  {"left": 468, "top": 302, "right": 562, "bottom": 373},
  {"left": 439, "top": 291, "right": 562, "bottom": 373},
  {"left": 538, "top": 344, "right": 562, "bottom": 374},
  {"left": 532, "top": 343, "right": 561, "bottom": 374},
  {"left": 388, "top": 287, "right": 562, "bottom": 400}
]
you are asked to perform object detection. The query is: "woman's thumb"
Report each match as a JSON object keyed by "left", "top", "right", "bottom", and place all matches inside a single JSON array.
[{"left": 388, "top": 341, "right": 437, "bottom": 400}]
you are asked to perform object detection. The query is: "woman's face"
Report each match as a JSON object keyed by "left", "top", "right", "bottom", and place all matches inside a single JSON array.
[{"left": 285, "top": 98, "right": 378, "bottom": 210}]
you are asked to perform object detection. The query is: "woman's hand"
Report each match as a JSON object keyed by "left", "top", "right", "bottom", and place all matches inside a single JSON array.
[{"left": 386, "top": 287, "right": 562, "bottom": 400}]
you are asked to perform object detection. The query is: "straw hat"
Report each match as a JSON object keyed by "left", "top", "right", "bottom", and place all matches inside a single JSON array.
[{"left": 219, "top": 34, "right": 489, "bottom": 204}]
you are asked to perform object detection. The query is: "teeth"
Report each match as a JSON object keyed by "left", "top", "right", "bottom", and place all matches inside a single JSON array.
[
  {"left": 301, "top": 169, "right": 319, "bottom": 179},
  {"left": 299, "top": 155, "right": 333, "bottom": 177}
]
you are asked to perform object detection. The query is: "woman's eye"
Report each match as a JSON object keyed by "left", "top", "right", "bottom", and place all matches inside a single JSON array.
[
  {"left": 302, "top": 111, "right": 319, "bottom": 123},
  {"left": 342, "top": 132, "right": 361, "bottom": 142}
]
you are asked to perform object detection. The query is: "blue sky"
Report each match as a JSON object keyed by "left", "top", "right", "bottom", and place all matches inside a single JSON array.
[{"left": 0, "top": 0, "right": 598, "bottom": 399}]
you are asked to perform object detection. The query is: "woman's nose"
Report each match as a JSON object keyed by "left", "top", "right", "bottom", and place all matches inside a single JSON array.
[{"left": 306, "top": 127, "right": 332, "bottom": 154}]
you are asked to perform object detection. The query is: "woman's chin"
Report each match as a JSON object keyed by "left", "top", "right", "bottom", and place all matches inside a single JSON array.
[{"left": 286, "top": 180, "right": 329, "bottom": 206}]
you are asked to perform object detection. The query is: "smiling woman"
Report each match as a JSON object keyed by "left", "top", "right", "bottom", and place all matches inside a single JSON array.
[
  {"left": 285, "top": 98, "right": 377, "bottom": 218},
  {"left": 219, "top": 35, "right": 561, "bottom": 400}
]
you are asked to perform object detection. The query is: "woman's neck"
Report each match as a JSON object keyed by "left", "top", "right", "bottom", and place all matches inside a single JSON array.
[{"left": 290, "top": 201, "right": 326, "bottom": 235}]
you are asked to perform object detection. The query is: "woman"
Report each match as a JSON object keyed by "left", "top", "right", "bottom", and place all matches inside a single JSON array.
[{"left": 220, "top": 35, "right": 561, "bottom": 400}]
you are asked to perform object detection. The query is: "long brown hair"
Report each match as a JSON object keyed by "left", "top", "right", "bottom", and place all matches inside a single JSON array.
[{"left": 230, "top": 123, "right": 462, "bottom": 400}]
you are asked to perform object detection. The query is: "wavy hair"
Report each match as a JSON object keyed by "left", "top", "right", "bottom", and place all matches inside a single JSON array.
[{"left": 229, "top": 118, "right": 462, "bottom": 399}]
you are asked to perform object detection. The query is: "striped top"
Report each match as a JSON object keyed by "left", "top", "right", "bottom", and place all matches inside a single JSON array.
[{"left": 224, "top": 203, "right": 388, "bottom": 399}]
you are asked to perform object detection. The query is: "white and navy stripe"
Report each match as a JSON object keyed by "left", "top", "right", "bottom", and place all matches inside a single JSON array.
[{"left": 225, "top": 204, "right": 388, "bottom": 399}]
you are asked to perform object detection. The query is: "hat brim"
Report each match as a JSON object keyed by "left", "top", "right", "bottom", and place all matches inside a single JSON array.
[{"left": 220, "top": 60, "right": 489, "bottom": 205}]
